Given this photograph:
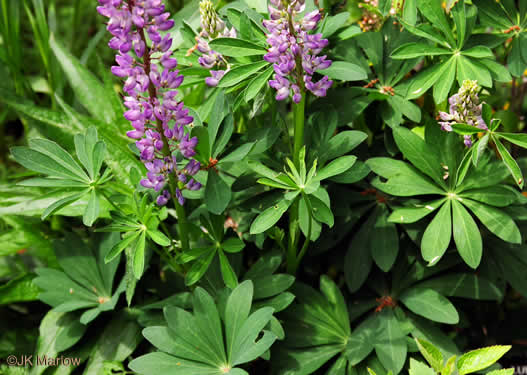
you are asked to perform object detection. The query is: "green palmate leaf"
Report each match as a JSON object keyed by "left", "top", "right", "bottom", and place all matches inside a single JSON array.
[
  {"left": 218, "top": 250, "right": 238, "bottom": 289},
  {"left": 371, "top": 173, "right": 444, "bottom": 197},
  {"left": 452, "top": 200, "right": 482, "bottom": 269},
  {"left": 28, "top": 138, "right": 89, "bottom": 181},
  {"left": 245, "top": 65, "right": 273, "bottom": 102},
  {"left": 205, "top": 170, "right": 232, "bottom": 214},
  {"left": 131, "top": 282, "right": 275, "bottom": 374},
  {"left": 105, "top": 232, "right": 140, "bottom": 263},
  {"left": 11, "top": 146, "right": 85, "bottom": 182},
  {"left": 400, "top": 21, "right": 448, "bottom": 46},
  {"left": 456, "top": 56, "right": 492, "bottom": 88},
  {"left": 388, "top": 199, "right": 445, "bottom": 224},
  {"left": 375, "top": 309, "right": 407, "bottom": 374},
  {"left": 185, "top": 250, "right": 216, "bottom": 286},
  {"left": 417, "top": 273, "right": 503, "bottom": 301},
  {"left": 1, "top": 91, "right": 141, "bottom": 185},
  {"left": 49, "top": 35, "right": 115, "bottom": 123},
  {"left": 253, "top": 274, "right": 295, "bottom": 299},
  {"left": 92, "top": 141, "right": 106, "bottom": 180},
  {"left": 457, "top": 346, "right": 511, "bottom": 375},
  {"left": 400, "top": 287, "right": 459, "bottom": 324},
  {"left": 220, "top": 142, "right": 254, "bottom": 164},
  {"left": 497, "top": 132, "right": 527, "bottom": 149},
  {"left": 225, "top": 280, "right": 253, "bottom": 359},
  {"left": 315, "top": 155, "right": 357, "bottom": 181},
  {"left": 192, "top": 284, "right": 226, "bottom": 360},
  {"left": 421, "top": 200, "right": 451, "bottom": 264},
  {"left": 319, "top": 12, "right": 350, "bottom": 38},
  {"left": 274, "top": 345, "right": 343, "bottom": 375},
  {"left": 461, "top": 46, "right": 494, "bottom": 59},
  {"left": 208, "top": 37, "right": 267, "bottom": 57},
  {"left": 318, "top": 61, "right": 368, "bottom": 82},
  {"left": 473, "top": 133, "right": 490, "bottom": 166},
  {"left": 416, "top": 0, "right": 455, "bottom": 46},
  {"left": 322, "top": 131, "right": 368, "bottom": 162},
  {"left": 451, "top": 0, "right": 466, "bottom": 47},
  {"left": 307, "top": 194, "right": 334, "bottom": 227},
  {"left": 41, "top": 189, "right": 90, "bottom": 220},
  {"left": 30, "top": 311, "right": 86, "bottom": 375},
  {"left": 248, "top": 160, "right": 284, "bottom": 182},
  {"left": 391, "top": 43, "right": 451, "bottom": 59},
  {"left": 132, "top": 231, "right": 147, "bottom": 279},
  {"left": 83, "top": 189, "right": 100, "bottom": 226},
  {"left": 415, "top": 338, "right": 443, "bottom": 372},
  {"left": 462, "top": 199, "right": 521, "bottom": 244},
  {"left": 406, "top": 62, "right": 449, "bottom": 100},
  {"left": 402, "top": 0, "right": 417, "bottom": 24},
  {"left": 218, "top": 61, "right": 269, "bottom": 88},
  {"left": 393, "top": 127, "right": 444, "bottom": 184},
  {"left": 480, "top": 59, "right": 512, "bottom": 83},
  {"left": 494, "top": 137, "right": 524, "bottom": 188},
  {"left": 460, "top": 186, "right": 518, "bottom": 207},
  {"left": 17, "top": 177, "right": 88, "bottom": 188},
  {"left": 451, "top": 123, "right": 484, "bottom": 135},
  {"left": 0, "top": 273, "right": 40, "bottom": 305},
  {"left": 222, "top": 237, "right": 245, "bottom": 253},
  {"left": 129, "top": 352, "right": 222, "bottom": 375},
  {"left": 345, "top": 213, "right": 374, "bottom": 293},
  {"left": 433, "top": 57, "right": 456, "bottom": 104},
  {"left": 179, "top": 247, "right": 213, "bottom": 263},
  {"left": 250, "top": 197, "right": 295, "bottom": 234},
  {"left": 147, "top": 229, "right": 171, "bottom": 246},
  {"left": 34, "top": 233, "right": 122, "bottom": 319},
  {"left": 83, "top": 312, "right": 142, "bottom": 375},
  {"left": 370, "top": 207, "right": 399, "bottom": 272}
]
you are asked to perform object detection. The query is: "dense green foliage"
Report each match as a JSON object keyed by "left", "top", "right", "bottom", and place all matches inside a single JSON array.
[{"left": 1, "top": 0, "right": 527, "bottom": 374}]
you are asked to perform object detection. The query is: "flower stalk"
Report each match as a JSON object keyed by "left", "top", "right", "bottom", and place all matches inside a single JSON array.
[{"left": 97, "top": 0, "right": 202, "bottom": 252}]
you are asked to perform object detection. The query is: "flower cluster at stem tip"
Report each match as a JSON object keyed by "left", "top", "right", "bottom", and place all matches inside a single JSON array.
[
  {"left": 194, "top": 0, "right": 237, "bottom": 87},
  {"left": 438, "top": 80, "right": 488, "bottom": 147},
  {"left": 97, "top": 0, "right": 202, "bottom": 206},
  {"left": 263, "top": 0, "right": 333, "bottom": 103}
]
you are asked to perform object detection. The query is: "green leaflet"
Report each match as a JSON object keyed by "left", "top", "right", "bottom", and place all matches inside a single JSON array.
[{"left": 451, "top": 200, "right": 482, "bottom": 269}]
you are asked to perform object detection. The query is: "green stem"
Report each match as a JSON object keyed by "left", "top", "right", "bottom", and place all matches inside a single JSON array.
[
  {"left": 293, "top": 93, "right": 306, "bottom": 167},
  {"left": 287, "top": 90, "right": 306, "bottom": 273}
]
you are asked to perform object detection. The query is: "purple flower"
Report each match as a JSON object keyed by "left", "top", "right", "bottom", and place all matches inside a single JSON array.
[
  {"left": 98, "top": 0, "right": 203, "bottom": 206},
  {"left": 262, "top": 0, "right": 333, "bottom": 103},
  {"left": 157, "top": 190, "right": 171, "bottom": 205},
  {"left": 437, "top": 80, "right": 488, "bottom": 147},
  {"left": 205, "top": 70, "right": 225, "bottom": 87}
]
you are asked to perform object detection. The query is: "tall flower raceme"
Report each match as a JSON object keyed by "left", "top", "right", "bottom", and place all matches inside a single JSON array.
[
  {"left": 263, "top": 0, "right": 333, "bottom": 103},
  {"left": 438, "top": 80, "right": 488, "bottom": 147},
  {"left": 97, "top": 0, "right": 202, "bottom": 206},
  {"left": 190, "top": 0, "right": 237, "bottom": 87}
]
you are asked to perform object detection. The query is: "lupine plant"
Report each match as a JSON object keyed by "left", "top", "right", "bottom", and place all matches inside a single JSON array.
[{"left": 1, "top": 0, "right": 527, "bottom": 374}]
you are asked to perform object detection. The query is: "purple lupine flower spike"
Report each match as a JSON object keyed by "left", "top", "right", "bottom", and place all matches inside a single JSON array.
[
  {"left": 438, "top": 80, "right": 488, "bottom": 147},
  {"left": 98, "top": 0, "right": 202, "bottom": 206},
  {"left": 262, "top": 0, "right": 333, "bottom": 103}
]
